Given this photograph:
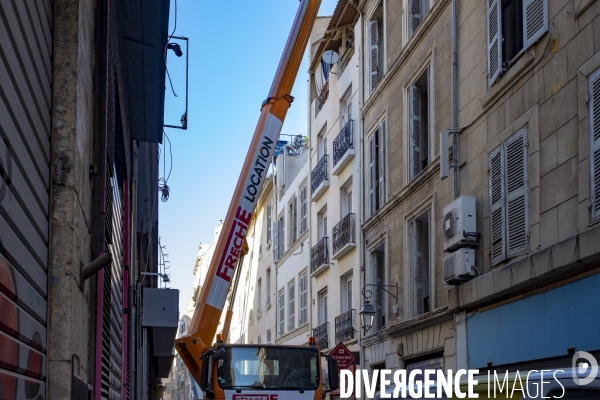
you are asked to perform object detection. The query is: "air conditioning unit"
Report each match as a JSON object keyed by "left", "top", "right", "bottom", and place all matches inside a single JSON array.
[
  {"left": 443, "top": 248, "right": 476, "bottom": 285},
  {"left": 442, "top": 195, "right": 478, "bottom": 252}
]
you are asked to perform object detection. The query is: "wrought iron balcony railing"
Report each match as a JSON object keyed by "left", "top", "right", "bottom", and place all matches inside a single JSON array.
[
  {"left": 332, "top": 213, "right": 355, "bottom": 256},
  {"left": 311, "top": 155, "right": 328, "bottom": 194},
  {"left": 333, "top": 120, "right": 354, "bottom": 166},
  {"left": 335, "top": 309, "right": 355, "bottom": 344},
  {"left": 311, "top": 237, "right": 329, "bottom": 274},
  {"left": 313, "top": 322, "right": 329, "bottom": 350}
]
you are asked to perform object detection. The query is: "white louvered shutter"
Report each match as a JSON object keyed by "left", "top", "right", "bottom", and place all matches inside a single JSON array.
[
  {"left": 289, "top": 283, "right": 295, "bottom": 331},
  {"left": 374, "top": 251, "right": 384, "bottom": 331},
  {"left": 293, "top": 195, "right": 298, "bottom": 242},
  {"left": 279, "top": 216, "right": 285, "bottom": 255},
  {"left": 410, "top": 0, "right": 422, "bottom": 36},
  {"left": 300, "top": 185, "right": 307, "bottom": 233},
  {"left": 378, "top": 121, "right": 386, "bottom": 209},
  {"left": 413, "top": 221, "right": 425, "bottom": 316},
  {"left": 489, "top": 146, "right": 506, "bottom": 265},
  {"left": 589, "top": 70, "right": 600, "bottom": 222},
  {"left": 369, "top": 134, "right": 376, "bottom": 216},
  {"left": 273, "top": 220, "right": 279, "bottom": 261},
  {"left": 267, "top": 204, "right": 272, "bottom": 244},
  {"left": 523, "top": 0, "right": 548, "bottom": 50},
  {"left": 505, "top": 128, "right": 528, "bottom": 257},
  {"left": 410, "top": 85, "right": 422, "bottom": 179},
  {"left": 487, "top": 0, "right": 502, "bottom": 87},
  {"left": 368, "top": 19, "right": 379, "bottom": 93}
]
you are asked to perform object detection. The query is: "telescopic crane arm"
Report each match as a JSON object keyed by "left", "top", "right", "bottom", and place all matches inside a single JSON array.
[{"left": 175, "top": 0, "right": 322, "bottom": 386}]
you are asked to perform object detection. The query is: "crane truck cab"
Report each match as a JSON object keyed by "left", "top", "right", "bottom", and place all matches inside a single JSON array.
[
  {"left": 199, "top": 342, "right": 339, "bottom": 400},
  {"left": 373, "top": 368, "right": 600, "bottom": 399}
]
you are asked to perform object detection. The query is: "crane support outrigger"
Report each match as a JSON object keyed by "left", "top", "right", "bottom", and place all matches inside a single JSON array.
[{"left": 175, "top": 1, "right": 340, "bottom": 399}]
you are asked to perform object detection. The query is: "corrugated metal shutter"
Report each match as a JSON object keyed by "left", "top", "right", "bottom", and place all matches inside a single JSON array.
[{"left": 0, "top": 0, "right": 52, "bottom": 398}]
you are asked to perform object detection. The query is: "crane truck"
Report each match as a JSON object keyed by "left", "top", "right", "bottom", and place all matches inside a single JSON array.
[{"left": 175, "top": 1, "right": 340, "bottom": 399}]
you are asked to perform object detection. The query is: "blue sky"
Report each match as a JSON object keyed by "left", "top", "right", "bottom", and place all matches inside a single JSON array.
[{"left": 160, "top": 1, "right": 339, "bottom": 314}]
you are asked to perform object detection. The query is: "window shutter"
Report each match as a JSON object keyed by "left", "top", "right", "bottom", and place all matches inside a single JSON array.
[
  {"left": 293, "top": 195, "right": 298, "bottom": 242},
  {"left": 289, "top": 283, "right": 295, "bottom": 331},
  {"left": 267, "top": 204, "right": 272, "bottom": 244},
  {"left": 589, "top": 70, "right": 600, "bottom": 221},
  {"left": 273, "top": 220, "right": 279, "bottom": 261},
  {"left": 279, "top": 216, "right": 285, "bottom": 255},
  {"left": 300, "top": 185, "right": 307, "bottom": 232},
  {"left": 487, "top": 0, "right": 502, "bottom": 86},
  {"left": 374, "top": 251, "right": 384, "bottom": 331},
  {"left": 378, "top": 121, "right": 386, "bottom": 209},
  {"left": 523, "top": 0, "right": 548, "bottom": 50},
  {"left": 368, "top": 19, "right": 379, "bottom": 93},
  {"left": 413, "top": 221, "right": 425, "bottom": 316},
  {"left": 369, "top": 134, "right": 376, "bottom": 216},
  {"left": 489, "top": 146, "right": 506, "bottom": 265},
  {"left": 410, "top": 0, "right": 422, "bottom": 36},
  {"left": 505, "top": 128, "right": 528, "bottom": 257},
  {"left": 410, "top": 85, "right": 422, "bottom": 179}
]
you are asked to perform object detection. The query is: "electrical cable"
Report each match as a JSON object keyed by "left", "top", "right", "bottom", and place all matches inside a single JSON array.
[{"left": 157, "top": 131, "right": 173, "bottom": 202}]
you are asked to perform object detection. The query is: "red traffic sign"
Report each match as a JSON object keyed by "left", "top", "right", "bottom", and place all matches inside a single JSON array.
[{"left": 330, "top": 342, "right": 355, "bottom": 370}]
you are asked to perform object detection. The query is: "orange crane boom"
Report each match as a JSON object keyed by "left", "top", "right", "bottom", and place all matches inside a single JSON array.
[{"left": 175, "top": 0, "right": 322, "bottom": 386}]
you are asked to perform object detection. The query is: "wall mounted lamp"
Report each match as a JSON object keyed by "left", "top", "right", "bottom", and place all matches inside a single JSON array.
[{"left": 359, "top": 283, "right": 398, "bottom": 333}]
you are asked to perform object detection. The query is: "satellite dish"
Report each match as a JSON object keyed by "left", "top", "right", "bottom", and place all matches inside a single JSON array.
[{"left": 322, "top": 50, "right": 339, "bottom": 65}]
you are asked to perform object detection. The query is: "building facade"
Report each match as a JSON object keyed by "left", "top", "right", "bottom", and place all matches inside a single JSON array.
[{"left": 0, "top": 0, "right": 178, "bottom": 398}]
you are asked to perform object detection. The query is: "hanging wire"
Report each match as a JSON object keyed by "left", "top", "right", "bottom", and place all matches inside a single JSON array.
[{"left": 157, "top": 131, "right": 173, "bottom": 202}]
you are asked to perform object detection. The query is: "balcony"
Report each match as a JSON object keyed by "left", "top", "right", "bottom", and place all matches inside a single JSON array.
[
  {"left": 335, "top": 309, "right": 355, "bottom": 344},
  {"left": 332, "top": 120, "right": 355, "bottom": 176},
  {"left": 311, "top": 155, "right": 329, "bottom": 201},
  {"left": 332, "top": 213, "right": 356, "bottom": 260},
  {"left": 313, "top": 322, "right": 329, "bottom": 350},
  {"left": 311, "top": 237, "right": 329, "bottom": 276}
]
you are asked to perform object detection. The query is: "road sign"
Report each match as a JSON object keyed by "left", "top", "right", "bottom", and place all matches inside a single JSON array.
[{"left": 330, "top": 342, "right": 355, "bottom": 370}]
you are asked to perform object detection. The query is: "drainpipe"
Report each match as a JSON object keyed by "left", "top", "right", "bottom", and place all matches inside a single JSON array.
[
  {"left": 130, "top": 141, "right": 138, "bottom": 399},
  {"left": 452, "top": 0, "right": 459, "bottom": 200}
]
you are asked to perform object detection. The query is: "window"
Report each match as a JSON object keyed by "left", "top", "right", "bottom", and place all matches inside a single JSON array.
[
  {"left": 341, "top": 180, "right": 353, "bottom": 217},
  {"left": 257, "top": 279, "right": 262, "bottom": 313},
  {"left": 410, "top": 210, "right": 430, "bottom": 317},
  {"left": 409, "top": 68, "right": 430, "bottom": 180},
  {"left": 589, "top": 69, "right": 600, "bottom": 222},
  {"left": 370, "top": 243, "right": 386, "bottom": 332},
  {"left": 300, "top": 184, "right": 308, "bottom": 233},
  {"left": 258, "top": 335, "right": 262, "bottom": 344},
  {"left": 266, "top": 204, "right": 272, "bottom": 244},
  {"left": 489, "top": 128, "right": 529, "bottom": 266},
  {"left": 288, "top": 280, "right": 295, "bottom": 331},
  {"left": 267, "top": 329, "right": 272, "bottom": 343},
  {"left": 299, "top": 272, "right": 308, "bottom": 325},
  {"left": 266, "top": 268, "right": 271, "bottom": 307},
  {"left": 487, "top": 0, "right": 548, "bottom": 86},
  {"left": 318, "top": 207, "right": 328, "bottom": 240},
  {"left": 274, "top": 214, "right": 284, "bottom": 261},
  {"left": 341, "top": 273, "right": 353, "bottom": 313},
  {"left": 289, "top": 195, "right": 298, "bottom": 244},
  {"left": 368, "top": 121, "right": 386, "bottom": 216},
  {"left": 368, "top": 2, "right": 384, "bottom": 94},
  {"left": 278, "top": 289, "right": 285, "bottom": 336},
  {"left": 318, "top": 290, "right": 328, "bottom": 325},
  {"left": 408, "top": 0, "right": 430, "bottom": 38}
]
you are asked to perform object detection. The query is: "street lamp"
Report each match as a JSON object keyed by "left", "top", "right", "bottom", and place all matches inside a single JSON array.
[
  {"left": 360, "top": 283, "right": 398, "bottom": 333},
  {"left": 359, "top": 301, "right": 376, "bottom": 333}
]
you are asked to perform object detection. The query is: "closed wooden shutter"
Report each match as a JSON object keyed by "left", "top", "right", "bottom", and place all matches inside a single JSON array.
[
  {"left": 410, "top": 85, "right": 422, "bottom": 179},
  {"left": 523, "top": 0, "right": 548, "bottom": 49},
  {"left": 505, "top": 129, "right": 528, "bottom": 257},
  {"left": 589, "top": 69, "right": 600, "bottom": 222},
  {"left": 288, "top": 282, "right": 295, "bottom": 331},
  {"left": 300, "top": 185, "right": 307, "bottom": 232},
  {"left": 489, "top": 146, "right": 506, "bottom": 265},
  {"left": 410, "top": 0, "right": 422, "bottom": 36},
  {"left": 378, "top": 121, "right": 386, "bottom": 209},
  {"left": 292, "top": 195, "right": 297, "bottom": 242},
  {"left": 267, "top": 204, "right": 272, "bottom": 243},
  {"left": 273, "top": 220, "right": 279, "bottom": 261},
  {"left": 413, "top": 221, "right": 425, "bottom": 316},
  {"left": 368, "top": 19, "right": 379, "bottom": 93},
  {"left": 279, "top": 216, "right": 285, "bottom": 256},
  {"left": 374, "top": 251, "right": 384, "bottom": 331},
  {"left": 487, "top": 0, "right": 502, "bottom": 86},
  {"left": 369, "top": 134, "right": 376, "bottom": 217}
]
